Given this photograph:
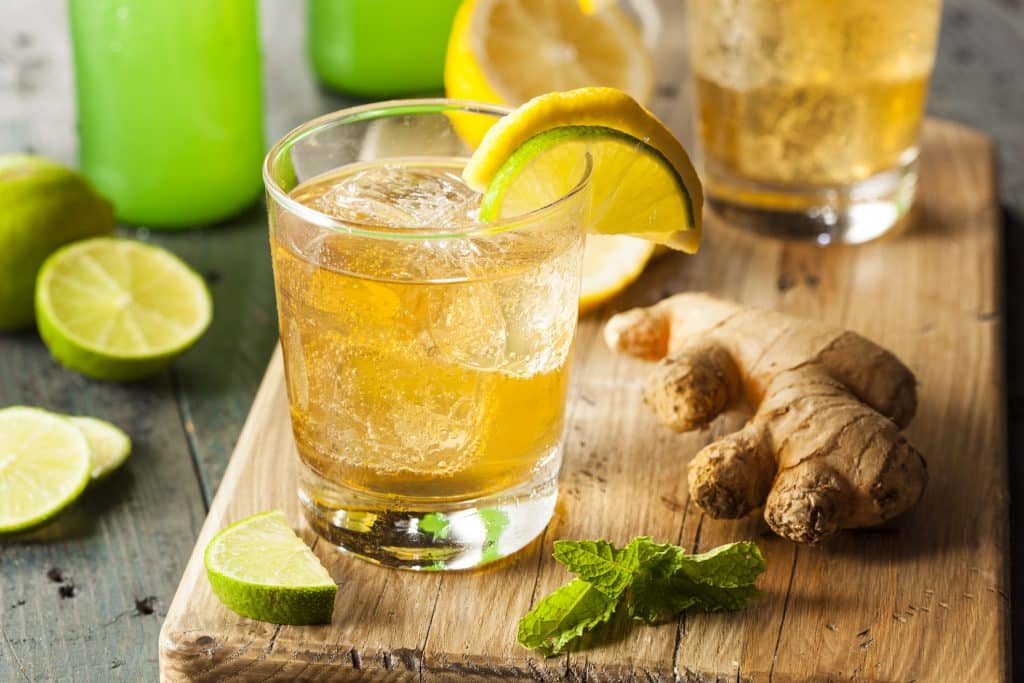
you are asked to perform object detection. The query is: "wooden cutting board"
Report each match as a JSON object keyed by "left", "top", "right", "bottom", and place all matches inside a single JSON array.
[{"left": 158, "top": 117, "right": 1009, "bottom": 681}]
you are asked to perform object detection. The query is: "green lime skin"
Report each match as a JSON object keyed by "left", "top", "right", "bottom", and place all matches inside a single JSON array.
[
  {"left": 204, "top": 511, "right": 337, "bottom": 625},
  {"left": 206, "top": 569, "right": 337, "bottom": 626},
  {"left": 478, "top": 125, "right": 694, "bottom": 227},
  {"left": 35, "top": 302, "right": 195, "bottom": 382},
  {"left": 0, "top": 155, "right": 115, "bottom": 330}
]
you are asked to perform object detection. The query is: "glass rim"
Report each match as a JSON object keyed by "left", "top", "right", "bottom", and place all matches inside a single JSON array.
[{"left": 262, "top": 98, "right": 592, "bottom": 241}]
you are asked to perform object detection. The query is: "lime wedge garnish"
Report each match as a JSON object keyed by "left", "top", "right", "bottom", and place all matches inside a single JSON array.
[
  {"left": 35, "top": 237, "right": 212, "bottom": 381},
  {"left": 464, "top": 87, "right": 703, "bottom": 253},
  {"left": 0, "top": 406, "right": 92, "bottom": 534},
  {"left": 204, "top": 510, "right": 337, "bottom": 625},
  {"left": 68, "top": 416, "right": 131, "bottom": 480}
]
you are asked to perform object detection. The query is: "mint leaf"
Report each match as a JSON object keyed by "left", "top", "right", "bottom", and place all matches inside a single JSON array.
[
  {"left": 627, "top": 539, "right": 691, "bottom": 624},
  {"left": 519, "top": 538, "right": 766, "bottom": 654},
  {"left": 632, "top": 537, "right": 684, "bottom": 572},
  {"left": 517, "top": 578, "right": 617, "bottom": 656},
  {"left": 676, "top": 542, "right": 765, "bottom": 588},
  {"left": 628, "top": 541, "right": 764, "bottom": 623},
  {"left": 628, "top": 575, "right": 699, "bottom": 624},
  {"left": 629, "top": 574, "right": 762, "bottom": 623},
  {"left": 678, "top": 576, "right": 762, "bottom": 612},
  {"left": 479, "top": 509, "right": 510, "bottom": 565},
  {"left": 419, "top": 513, "right": 450, "bottom": 541},
  {"left": 552, "top": 540, "right": 639, "bottom": 598}
]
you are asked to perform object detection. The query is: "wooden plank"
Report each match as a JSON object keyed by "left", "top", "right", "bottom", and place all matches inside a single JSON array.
[
  {"left": 155, "top": 214, "right": 280, "bottom": 502},
  {"left": 158, "top": 118, "right": 1009, "bottom": 681}
]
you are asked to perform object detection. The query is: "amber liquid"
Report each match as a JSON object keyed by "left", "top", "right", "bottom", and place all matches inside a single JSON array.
[
  {"left": 696, "top": 75, "right": 930, "bottom": 188},
  {"left": 271, "top": 159, "right": 582, "bottom": 503},
  {"left": 691, "top": 0, "right": 941, "bottom": 201}
]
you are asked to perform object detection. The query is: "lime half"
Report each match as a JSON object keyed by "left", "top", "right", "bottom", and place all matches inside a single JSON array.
[
  {"left": 465, "top": 88, "right": 702, "bottom": 253},
  {"left": 35, "top": 238, "right": 212, "bottom": 381},
  {"left": 69, "top": 416, "right": 131, "bottom": 480},
  {"left": 0, "top": 406, "right": 92, "bottom": 534},
  {"left": 205, "top": 510, "right": 337, "bottom": 625}
]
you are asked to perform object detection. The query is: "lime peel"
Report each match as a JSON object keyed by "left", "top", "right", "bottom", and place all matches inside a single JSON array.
[
  {"left": 69, "top": 416, "right": 131, "bottom": 480},
  {"left": 205, "top": 510, "right": 337, "bottom": 625},
  {"left": 479, "top": 125, "right": 696, "bottom": 228},
  {"left": 0, "top": 154, "right": 114, "bottom": 330}
]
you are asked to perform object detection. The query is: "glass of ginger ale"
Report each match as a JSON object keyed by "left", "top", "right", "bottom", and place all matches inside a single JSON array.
[
  {"left": 263, "top": 101, "right": 590, "bottom": 570},
  {"left": 689, "top": 0, "right": 943, "bottom": 243}
]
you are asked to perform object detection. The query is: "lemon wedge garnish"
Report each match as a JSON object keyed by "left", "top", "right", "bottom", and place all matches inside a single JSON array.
[{"left": 465, "top": 88, "right": 703, "bottom": 254}]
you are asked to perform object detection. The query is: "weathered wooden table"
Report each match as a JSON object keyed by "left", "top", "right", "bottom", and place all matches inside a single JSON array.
[{"left": 1, "top": 1, "right": 1022, "bottom": 681}]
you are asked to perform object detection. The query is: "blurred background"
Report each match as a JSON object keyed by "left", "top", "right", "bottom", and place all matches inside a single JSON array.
[
  {"left": 0, "top": 0, "right": 1022, "bottom": 678},
  {"left": 4, "top": 1, "right": 1019, "bottom": 192}
]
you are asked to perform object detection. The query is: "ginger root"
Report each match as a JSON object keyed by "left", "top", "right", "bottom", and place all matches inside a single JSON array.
[{"left": 604, "top": 293, "right": 926, "bottom": 544}]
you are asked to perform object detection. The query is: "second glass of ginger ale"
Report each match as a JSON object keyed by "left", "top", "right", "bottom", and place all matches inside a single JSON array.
[
  {"left": 264, "top": 101, "right": 591, "bottom": 570},
  {"left": 689, "top": 0, "right": 943, "bottom": 244}
]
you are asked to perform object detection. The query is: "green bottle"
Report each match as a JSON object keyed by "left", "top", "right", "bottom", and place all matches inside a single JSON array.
[
  {"left": 308, "top": 0, "right": 462, "bottom": 98},
  {"left": 68, "top": 0, "right": 265, "bottom": 229}
]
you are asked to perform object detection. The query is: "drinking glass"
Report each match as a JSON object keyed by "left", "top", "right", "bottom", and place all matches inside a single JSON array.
[
  {"left": 689, "top": 0, "right": 943, "bottom": 243},
  {"left": 263, "top": 101, "right": 591, "bottom": 570}
]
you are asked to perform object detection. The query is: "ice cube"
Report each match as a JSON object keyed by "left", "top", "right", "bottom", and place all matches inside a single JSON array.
[
  {"left": 296, "top": 337, "right": 491, "bottom": 479},
  {"left": 497, "top": 250, "right": 578, "bottom": 374},
  {"left": 427, "top": 281, "right": 508, "bottom": 370},
  {"left": 358, "top": 117, "right": 468, "bottom": 160},
  {"left": 314, "top": 165, "right": 481, "bottom": 229}
]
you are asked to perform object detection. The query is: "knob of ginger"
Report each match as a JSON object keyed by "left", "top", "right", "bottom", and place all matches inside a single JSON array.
[{"left": 604, "top": 293, "right": 926, "bottom": 545}]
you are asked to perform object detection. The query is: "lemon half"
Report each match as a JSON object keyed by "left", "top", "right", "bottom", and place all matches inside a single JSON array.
[{"left": 445, "top": 0, "right": 653, "bottom": 145}]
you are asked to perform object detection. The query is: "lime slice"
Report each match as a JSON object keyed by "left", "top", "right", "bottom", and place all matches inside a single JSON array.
[
  {"left": 464, "top": 88, "right": 702, "bottom": 253},
  {"left": 35, "top": 237, "right": 212, "bottom": 381},
  {"left": 204, "top": 510, "right": 337, "bottom": 625},
  {"left": 68, "top": 417, "right": 131, "bottom": 480},
  {"left": 0, "top": 406, "right": 92, "bottom": 534}
]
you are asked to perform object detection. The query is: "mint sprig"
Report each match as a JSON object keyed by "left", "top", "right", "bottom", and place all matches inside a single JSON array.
[
  {"left": 518, "top": 538, "right": 765, "bottom": 655},
  {"left": 517, "top": 579, "right": 618, "bottom": 656}
]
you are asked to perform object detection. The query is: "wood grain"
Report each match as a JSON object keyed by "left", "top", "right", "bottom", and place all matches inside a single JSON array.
[
  {"left": 0, "top": 321, "right": 208, "bottom": 681},
  {"left": 158, "top": 118, "right": 1009, "bottom": 681}
]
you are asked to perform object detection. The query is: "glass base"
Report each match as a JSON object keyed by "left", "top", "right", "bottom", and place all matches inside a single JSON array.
[
  {"left": 704, "top": 154, "right": 918, "bottom": 245},
  {"left": 299, "top": 457, "right": 559, "bottom": 571}
]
